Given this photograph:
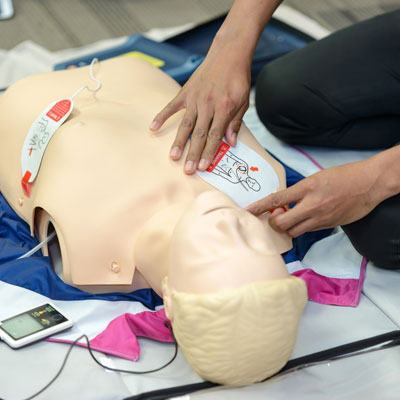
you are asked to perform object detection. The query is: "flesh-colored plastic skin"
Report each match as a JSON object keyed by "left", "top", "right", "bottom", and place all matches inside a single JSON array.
[{"left": 0, "top": 57, "right": 291, "bottom": 294}]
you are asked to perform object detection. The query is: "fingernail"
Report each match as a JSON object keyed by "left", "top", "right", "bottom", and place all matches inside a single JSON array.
[
  {"left": 198, "top": 158, "right": 209, "bottom": 171},
  {"left": 271, "top": 207, "right": 285, "bottom": 217},
  {"left": 170, "top": 146, "right": 181, "bottom": 158},
  {"left": 149, "top": 121, "right": 158, "bottom": 131},
  {"left": 230, "top": 131, "right": 237, "bottom": 144},
  {"left": 185, "top": 160, "right": 194, "bottom": 172}
]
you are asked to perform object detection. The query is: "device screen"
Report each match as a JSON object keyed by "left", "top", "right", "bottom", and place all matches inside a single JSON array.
[{"left": 0, "top": 304, "right": 68, "bottom": 340}]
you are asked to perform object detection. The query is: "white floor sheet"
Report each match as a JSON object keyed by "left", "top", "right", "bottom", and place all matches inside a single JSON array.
[{"left": 0, "top": 38, "right": 399, "bottom": 400}]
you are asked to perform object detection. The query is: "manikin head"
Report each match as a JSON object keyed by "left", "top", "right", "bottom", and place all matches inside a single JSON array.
[{"left": 162, "top": 191, "right": 307, "bottom": 386}]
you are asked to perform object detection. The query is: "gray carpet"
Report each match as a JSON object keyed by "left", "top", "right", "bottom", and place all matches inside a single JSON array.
[
  {"left": 0, "top": 0, "right": 234, "bottom": 51},
  {"left": 0, "top": 0, "right": 398, "bottom": 51}
]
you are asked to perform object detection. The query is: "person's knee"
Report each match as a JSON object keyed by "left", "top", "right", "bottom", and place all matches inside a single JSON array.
[
  {"left": 343, "top": 224, "right": 400, "bottom": 269},
  {"left": 255, "top": 65, "right": 291, "bottom": 140},
  {"left": 255, "top": 66, "right": 278, "bottom": 124},
  {"left": 255, "top": 61, "right": 327, "bottom": 145},
  {"left": 362, "top": 239, "right": 400, "bottom": 270},
  {"left": 342, "top": 195, "right": 400, "bottom": 270},
  {"left": 370, "top": 248, "right": 400, "bottom": 270}
]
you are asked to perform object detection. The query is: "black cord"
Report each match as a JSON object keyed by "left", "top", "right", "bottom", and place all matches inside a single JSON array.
[
  {"left": 276, "top": 329, "right": 400, "bottom": 375},
  {"left": 123, "top": 330, "right": 400, "bottom": 400},
  {"left": 20, "top": 321, "right": 178, "bottom": 400}
]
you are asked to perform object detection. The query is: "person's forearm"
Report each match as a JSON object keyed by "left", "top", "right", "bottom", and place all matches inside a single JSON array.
[
  {"left": 210, "top": 0, "right": 284, "bottom": 67},
  {"left": 368, "top": 145, "right": 400, "bottom": 204}
]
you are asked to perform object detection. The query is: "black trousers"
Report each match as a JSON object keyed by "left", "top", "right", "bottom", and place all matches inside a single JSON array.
[{"left": 255, "top": 10, "right": 400, "bottom": 268}]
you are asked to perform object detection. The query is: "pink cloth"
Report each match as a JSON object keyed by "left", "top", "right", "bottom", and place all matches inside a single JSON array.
[
  {"left": 292, "top": 257, "right": 367, "bottom": 307},
  {"left": 47, "top": 308, "right": 172, "bottom": 361},
  {"left": 90, "top": 308, "right": 173, "bottom": 360}
]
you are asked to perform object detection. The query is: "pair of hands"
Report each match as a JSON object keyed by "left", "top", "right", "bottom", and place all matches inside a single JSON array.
[{"left": 149, "top": 57, "right": 379, "bottom": 237}]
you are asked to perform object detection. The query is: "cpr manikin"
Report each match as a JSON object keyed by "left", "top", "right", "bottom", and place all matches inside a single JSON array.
[{"left": 0, "top": 58, "right": 307, "bottom": 385}]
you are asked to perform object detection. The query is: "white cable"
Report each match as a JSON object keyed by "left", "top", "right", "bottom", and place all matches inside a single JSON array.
[
  {"left": 70, "top": 58, "right": 102, "bottom": 100},
  {"left": 86, "top": 57, "right": 102, "bottom": 92},
  {"left": 18, "top": 231, "right": 57, "bottom": 260},
  {"left": 70, "top": 85, "right": 87, "bottom": 101}
]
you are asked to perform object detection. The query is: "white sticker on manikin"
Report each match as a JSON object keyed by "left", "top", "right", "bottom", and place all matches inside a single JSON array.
[
  {"left": 21, "top": 98, "right": 73, "bottom": 196},
  {"left": 196, "top": 140, "right": 280, "bottom": 208}
]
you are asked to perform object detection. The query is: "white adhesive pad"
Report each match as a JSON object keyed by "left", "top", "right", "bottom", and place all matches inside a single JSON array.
[{"left": 196, "top": 140, "right": 280, "bottom": 208}]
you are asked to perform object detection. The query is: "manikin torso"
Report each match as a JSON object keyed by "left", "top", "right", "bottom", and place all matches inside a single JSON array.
[{"left": 0, "top": 57, "right": 291, "bottom": 294}]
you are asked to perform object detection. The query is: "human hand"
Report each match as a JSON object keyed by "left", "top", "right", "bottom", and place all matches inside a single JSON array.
[
  {"left": 246, "top": 160, "right": 382, "bottom": 237},
  {"left": 149, "top": 47, "right": 251, "bottom": 175}
]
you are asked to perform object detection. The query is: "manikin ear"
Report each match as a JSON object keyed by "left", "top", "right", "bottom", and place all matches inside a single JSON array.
[{"left": 161, "top": 276, "right": 174, "bottom": 322}]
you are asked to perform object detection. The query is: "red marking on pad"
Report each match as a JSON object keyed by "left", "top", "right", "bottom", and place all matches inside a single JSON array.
[
  {"left": 29, "top": 147, "right": 33, "bottom": 156},
  {"left": 270, "top": 206, "right": 288, "bottom": 214},
  {"left": 46, "top": 99, "right": 71, "bottom": 122},
  {"left": 21, "top": 171, "right": 33, "bottom": 198},
  {"left": 250, "top": 166, "right": 258, "bottom": 172},
  {"left": 206, "top": 142, "right": 230, "bottom": 172}
]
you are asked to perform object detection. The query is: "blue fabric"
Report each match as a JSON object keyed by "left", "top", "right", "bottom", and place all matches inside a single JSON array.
[
  {"left": 0, "top": 194, "right": 163, "bottom": 309},
  {"left": 0, "top": 155, "right": 331, "bottom": 307}
]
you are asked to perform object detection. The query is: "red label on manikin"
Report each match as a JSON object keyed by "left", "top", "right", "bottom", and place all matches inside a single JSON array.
[
  {"left": 46, "top": 99, "right": 72, "bottom": 122},
  {"left": 206, "top": 142, "right": 230, "bottom": 172},
  {"left": 21, "top": 170, "right": 33, "bottom": 198}
]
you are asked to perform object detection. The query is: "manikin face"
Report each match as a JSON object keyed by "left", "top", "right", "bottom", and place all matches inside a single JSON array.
[{"left": 163, "top": 190, "right": 289, "bottom": 318}]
